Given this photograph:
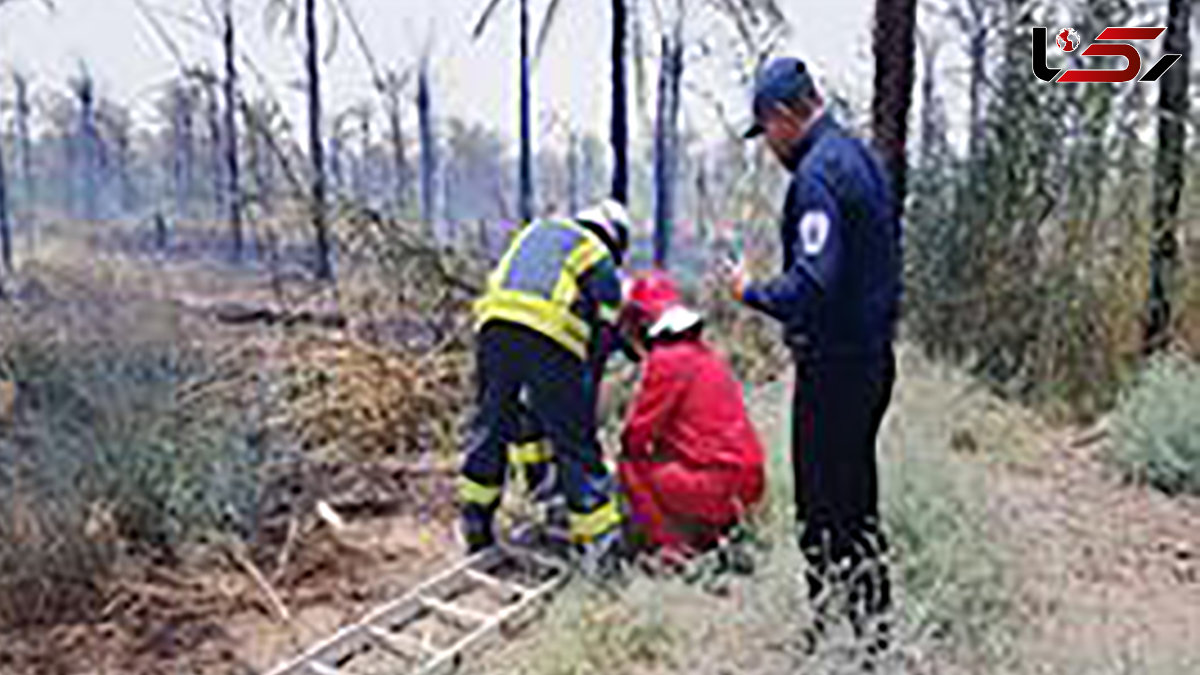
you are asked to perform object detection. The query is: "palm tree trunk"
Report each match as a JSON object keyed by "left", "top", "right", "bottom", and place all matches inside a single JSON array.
[
  {"left": 206, "top": 82, "right": 224, "bottom": 221},
  {"left": 417, "top": 62, "right": 437, "bottom": 231},
  {"left": 870, "top": 0, "right": 918, "bottom": 215},
  {"left": 14, "top": 74, "right": 33, "bottom": 222},
  {"left": 518, "top": 0, "right": 535, "bottom": 222},
  {"left": 173, "top": 84, "right": 195, "bottom": 221},
  {"left": 387, "top": 89, "right": 408, "bottom": 213},
  {"left": 357, "top": 113, "right": 371, "bottom": 205},
  {"left": 223, "top": 0, "right": 243, "bottom": 261},
  {"left": 0, "top": 137, "right": 11, "bottom": 271},
  {"left": 306, "top": 0, "right": 332, "bottom": 280},
  {"left": 76, "top": 74, "right": 100, "bottom": 223},
  {"left": 1145, "top": 0, "right": 1191, "bottom": 353},
  {"left": 610, "top": 0, "right": 629, "bottom": 204},
  {"left": 653, "top": 26, "right": 683, "bottom": 268}
]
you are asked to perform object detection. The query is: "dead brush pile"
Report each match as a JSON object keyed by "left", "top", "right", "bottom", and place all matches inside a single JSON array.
[
  {"left": 251, "top": 213, "right": 488, "bottom": 463},
  {"left": 260, "top": 335, "right": 473, "bottom": 460}
]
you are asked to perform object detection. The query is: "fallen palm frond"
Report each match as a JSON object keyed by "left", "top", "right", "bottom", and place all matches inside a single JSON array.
[{"left": 261, "top": 335, "right": 472, "bottom": 460}]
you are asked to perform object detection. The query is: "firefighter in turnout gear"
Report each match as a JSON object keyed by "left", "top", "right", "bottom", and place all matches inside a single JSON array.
[{"left": 459, "top": 199, "right": 631, "bottom": 565}]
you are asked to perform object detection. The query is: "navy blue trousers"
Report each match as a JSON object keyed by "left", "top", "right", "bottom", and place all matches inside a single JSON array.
[
  {"left": 793, "top": 348, "right": 895, "bottom": 626},
  {"left": 460, "top": 321, "right": 614, "bottom": 547}
]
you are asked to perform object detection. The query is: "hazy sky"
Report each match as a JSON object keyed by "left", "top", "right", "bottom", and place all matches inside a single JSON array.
[{"left": 0, "top": 0, "right": 879, "bottom": 149}]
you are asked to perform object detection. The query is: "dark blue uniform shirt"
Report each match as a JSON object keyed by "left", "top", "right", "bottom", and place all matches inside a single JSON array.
[{"left": 743, "top": 115, "right": 902, "bottom": 362}]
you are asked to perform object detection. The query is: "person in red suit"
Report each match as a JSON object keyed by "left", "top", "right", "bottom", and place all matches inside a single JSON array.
[{"left": 618, "top": 276, "right": 766, "bottom": 558}]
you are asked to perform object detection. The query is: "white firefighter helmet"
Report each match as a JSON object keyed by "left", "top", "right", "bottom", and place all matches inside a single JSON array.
[
  {"left": 575, "top": 199, "right": 631, "bottom": 262},
  {"left": 648, "top": 305, "right": 705, "bottom": 340}
]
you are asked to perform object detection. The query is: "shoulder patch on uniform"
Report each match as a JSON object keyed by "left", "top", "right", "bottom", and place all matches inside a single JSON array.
[{"left": 800, "top": 211, "right": 831, "bottom": 256}]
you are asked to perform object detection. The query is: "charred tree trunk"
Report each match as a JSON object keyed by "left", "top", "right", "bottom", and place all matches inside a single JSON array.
[
  {"left": 518, "top": 0, "right": 535, "bottom": 223},
  {"left": 1145, "top": 0, "right": 1191, "bottom": 353},
  {"left": 330, "top": 132, "right": 344, "bottom": 199},
  {"left": 224, "top": 0, "right": 243, "bottom": 261},
  {"left": 173, "top": 84, "right": 196, "bottom": 221},
  {"left": 870, "top": 0, "right": 918, "bottom": 215},
  {"left": 0, "top": 135, "right": 11, "bottom": 272},
  {"left": 357, "top": 112, "right": 371, "bottom": 205},
  {"left": 417, "top": 63, "right": 437, "bottom": 231},
  {"left": 76, "top": 75, "right": 100, "bottom": 223},
  {"left": 205, "top": 81, "right": 224, "bottom": 222},
  {"left": 610, "top": 0, "right": 629, "bottom": 204},
  {"left": 306, "top": 0, "right": 332, "bottom": 280},
  {"left": 387, "top": 89, "right": 408, "bottom": 214},
  {"left": 653, "top": 25, "right": 683, "bottom": 268},
  {"left": 14, "top": 74, "right": 33, "bottom": 222}
]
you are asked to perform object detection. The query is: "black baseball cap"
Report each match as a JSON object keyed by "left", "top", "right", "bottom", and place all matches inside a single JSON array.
[{"left": 743, "top": 57, "right": 818, "bottom": 139}]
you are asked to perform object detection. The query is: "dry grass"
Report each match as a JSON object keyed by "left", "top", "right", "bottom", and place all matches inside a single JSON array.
[{"left": 476, "top": 351, "right": 1028, "bottom": 675}]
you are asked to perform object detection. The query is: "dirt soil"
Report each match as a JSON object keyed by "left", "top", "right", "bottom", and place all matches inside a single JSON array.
[
  {"left": 987, "top": 433, "right": 1200, "bottom": 672},
  {"left": 0, "top": 512, "right": 461, "bottom": 675}
]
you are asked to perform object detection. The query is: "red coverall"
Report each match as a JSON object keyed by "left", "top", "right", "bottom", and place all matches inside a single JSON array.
[{"left": 619, "top": 339, "right": 766, "bottom": 553}]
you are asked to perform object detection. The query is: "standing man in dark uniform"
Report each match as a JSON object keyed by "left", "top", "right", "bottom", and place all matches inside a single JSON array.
[{"left": 726, "top": 57, "right": 902, "bottom": 657}]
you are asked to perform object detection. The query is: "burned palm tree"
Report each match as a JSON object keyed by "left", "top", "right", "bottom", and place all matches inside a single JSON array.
[
  {"left": 472, "top": 0, "right": 548, "bottom": 223},
  {"left": 611, "top": 0, "right": 629, "bottom": 205},
  {"left": 0, "top": 125, "right": 10, "bottom": 272},
  {"left": 222, "top": 0, "right": 243, "bottom": 260},
  {"left": 69, "top": 66, "right": 101, "bottom": 222},
  {"left": 13, "top": 73, "right": 33, "bottom": 222},
  {"left": 870, "top": 0, "right": 918, "bottom": 213},
  {"left": 417, "top": 58, "right": 437, "bottom": 230},
  {"left": 653, "top": 11, "right": 684, "bottom": 268},
  {"left": 332, "top": 0, "right": 412, "bottom": 214},
  {"left": 266, "top": 0, "right": 335, "bottom": 279},
  {"left": 1145, "top": 0, "right": 1192, "bottom": 353}
]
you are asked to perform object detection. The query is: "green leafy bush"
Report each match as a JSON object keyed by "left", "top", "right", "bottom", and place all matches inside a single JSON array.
[
  {"left": 0, "top": 292, "right": 261, "bottom": 626},
  {"left": 1109, "top": 354, "right": 1200, "bottom": 496}
]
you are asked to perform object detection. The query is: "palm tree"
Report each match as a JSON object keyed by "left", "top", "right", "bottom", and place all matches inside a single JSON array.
[
  {"left": 472, "top": 0, "right": 541, "bottom": 223},
  {"left": 13, "top": 73, "right": 33, "bottom": 223},
  {"left": 331, "top": 0, "right": 413, "bottom": 214},
  {"left": 222, "top": 0, "right": 243, "bottom": 260},
  {"left": 0, "top": 128, "right": 10, "bottom": 272},
  {"left": 870, "top": 0, "right": 918, "bottom": 214},
  {"left": 266, "top": 0, "right": 333, "bottom": 279},
  {"left": 652, "top": 14, "right": 684, "bottom": 268},
  {"left": 417, "top": 57, "right": 437, "bottom": 231},
  {"left": 610, "top": 0, "right": 629, "bottom": 205},
  {"left": 1145, "top": 0, "right": 1192, "bottom": 353}
]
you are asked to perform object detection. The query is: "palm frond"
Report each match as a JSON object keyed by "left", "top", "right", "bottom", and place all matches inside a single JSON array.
[
  {"left": 472, "top": 0, "right": 507, "bottom": 39},
  {"left": 533, "top": 0, "right": 564, "bottom": 66},
  {"left": 323, "top": 4, "right": 341, "bottom": 64}
]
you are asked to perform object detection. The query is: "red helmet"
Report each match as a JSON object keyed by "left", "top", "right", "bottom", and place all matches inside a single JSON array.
[{"left": 622, "top": 270, "right": 681, "bottom": 331}]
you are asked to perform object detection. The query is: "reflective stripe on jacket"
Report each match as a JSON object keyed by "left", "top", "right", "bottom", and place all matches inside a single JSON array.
[{"left": 475, "top": 219, "right": 621, "bottom": 359}]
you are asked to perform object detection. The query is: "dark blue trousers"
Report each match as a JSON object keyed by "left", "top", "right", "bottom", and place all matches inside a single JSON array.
[
  {"left": 460, "top": 321, "right": 615, "bottom": 549},
  {"left": 793, "top": 348, "right": 895, "bottom": 629}
]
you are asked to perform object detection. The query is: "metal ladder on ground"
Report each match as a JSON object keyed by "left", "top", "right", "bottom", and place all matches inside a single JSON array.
[{"left": 264, "top": 541, "right": 569, "bottom": 675}]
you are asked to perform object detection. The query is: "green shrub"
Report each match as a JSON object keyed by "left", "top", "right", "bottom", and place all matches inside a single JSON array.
[
  {"left": 1109, "top": 354, "right": 1200, "bottom": 496},
  {"left": 0, "top": 295, "right": 261, "bottom": 626}
]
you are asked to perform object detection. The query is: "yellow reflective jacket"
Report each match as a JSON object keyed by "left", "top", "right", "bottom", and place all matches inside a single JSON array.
[{"left": 475, "top": 219, "right": 622, "bottom": 359}]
